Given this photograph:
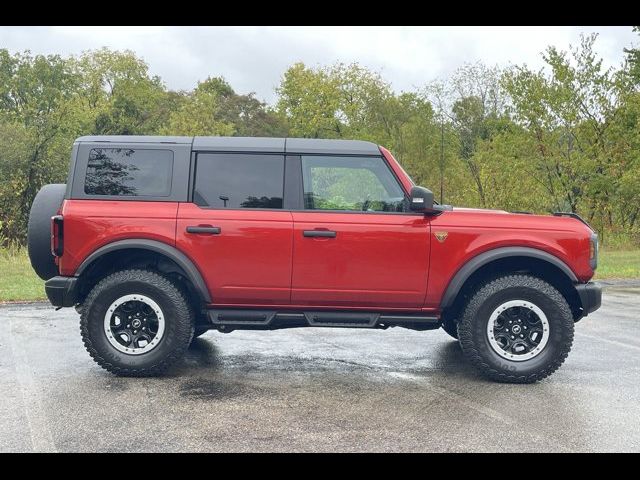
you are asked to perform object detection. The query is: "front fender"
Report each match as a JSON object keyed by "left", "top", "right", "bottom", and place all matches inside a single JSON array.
[{"left": 439, "top": 246, "right": 578, "bottom": 309}]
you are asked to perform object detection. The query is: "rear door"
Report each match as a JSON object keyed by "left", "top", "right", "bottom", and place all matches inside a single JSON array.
[
  {"left": 176, "top": 152, "right": 293, "bottom": 306},
  {"left": 291, "top": 155, "right": 431, "bottom": 308}
]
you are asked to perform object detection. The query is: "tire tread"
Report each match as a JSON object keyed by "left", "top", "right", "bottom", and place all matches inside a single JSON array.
[
  {"left": 79, "top": 269, "right": 194, "bottom": 377},
  {"left": 457, "top": 274, "right": 574, "bottom": 384}
]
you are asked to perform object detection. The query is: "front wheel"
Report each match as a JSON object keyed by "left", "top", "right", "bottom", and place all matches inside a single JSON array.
[
  {"left": 80, "top": 269, "right": 194, "bottom": 376},
  {"left": 458, "top": 274, "right": 574, "bottom": 383}
]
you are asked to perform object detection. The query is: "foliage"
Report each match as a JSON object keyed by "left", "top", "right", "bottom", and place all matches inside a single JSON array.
[
  {"left": 1, "top": 30, "right": 640, "bottom": 247},
  {"left": 594, "top": 249, "right": 640, "bottom": 279},
  {"left": 0, "top": 247, "right": 46, "bottom": 301}
]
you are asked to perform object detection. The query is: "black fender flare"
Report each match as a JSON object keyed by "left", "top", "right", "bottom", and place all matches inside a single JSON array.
[
  {"left": 76, "top": 239, "right": 212, "bottom": 303},
  {"left": 440, "top": 246, "right": 578, "bottom": 310}
]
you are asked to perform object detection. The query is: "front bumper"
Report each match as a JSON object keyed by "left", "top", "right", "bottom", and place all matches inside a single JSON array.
[
  {"left": 575, "top": 281, "right": 602, "bottom": 317},
  {"left": 45, "top": 276, "right": 78, "bottom": 307}
]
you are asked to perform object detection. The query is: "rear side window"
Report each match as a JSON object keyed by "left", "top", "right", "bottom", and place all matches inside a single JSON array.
[
  {"left": 194, "top": 153, "right": 284, "bottom": 209},
  {"left": 84, "top": 148, "right": 173, "bottom": 197}
]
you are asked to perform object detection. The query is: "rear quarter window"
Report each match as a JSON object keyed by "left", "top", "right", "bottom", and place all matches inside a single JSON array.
[
  {"left": 193, "top": 153, "right": 285, "bottom": 209},
  {"left": 84, "top": 148, "right": 173, "bottom": 197}
]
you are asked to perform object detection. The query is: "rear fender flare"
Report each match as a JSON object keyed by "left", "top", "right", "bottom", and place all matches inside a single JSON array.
[{"left": 76, "top": 239, "right": 211, "bottom": 303}]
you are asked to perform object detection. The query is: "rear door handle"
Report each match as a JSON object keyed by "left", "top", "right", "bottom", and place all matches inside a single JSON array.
[
  {"left": 186, "top": 226, "right": 221, "bottom": 235},
  {"left": 303, "top": 230, "right": 337, "bottom": 238}
]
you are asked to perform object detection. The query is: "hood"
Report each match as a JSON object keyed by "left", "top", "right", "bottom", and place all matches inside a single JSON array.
[{"left": 444, "top": 206, "right": 595, "bottom": 234}]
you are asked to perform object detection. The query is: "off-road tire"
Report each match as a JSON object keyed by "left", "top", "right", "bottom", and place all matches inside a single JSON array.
[
  {"left": 80, "top": 269, "right": 194, "bottom": 376},
  {"left": 441, "top": 318, "right": 459, "bottom": 339},
  {"left": 27, "top": 183, "right": 66, "bottom": 280},
  {"left": 458, "top": 274, "right": 574, "bottom": 383}
]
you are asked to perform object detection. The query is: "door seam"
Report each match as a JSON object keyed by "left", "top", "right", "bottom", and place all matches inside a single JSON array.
[{"left": 289, "top": 210, "right": 295, "bottom": 304}]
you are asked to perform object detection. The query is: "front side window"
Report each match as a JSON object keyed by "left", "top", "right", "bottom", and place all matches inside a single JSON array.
[
  {"left": 302, "top": 156, "right": 407, "bottom": 212},
  {"left": 194, "top": 153, "right": 284, "bottom": 209},
  {"left": 84, "top": 148, "right": 173, "bottom": 197}
]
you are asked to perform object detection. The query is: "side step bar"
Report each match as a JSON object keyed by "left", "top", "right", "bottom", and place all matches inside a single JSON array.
[
  {"left": 304, "top": 311, "right": 379, "bottom": 328},
  {"left": 208, "top": 309, "right": 277, "bottom": 326},
  {"left": 205, "top": 309, "right": 439, "bottom": 332}
]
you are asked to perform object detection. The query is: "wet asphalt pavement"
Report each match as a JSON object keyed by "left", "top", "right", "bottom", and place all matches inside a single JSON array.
[{"left": 1, "top": 283, "right": 639, "bottom": 452}]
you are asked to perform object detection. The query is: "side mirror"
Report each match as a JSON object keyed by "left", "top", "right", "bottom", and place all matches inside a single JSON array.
[{"left": 409, "top": 186, "right": 437, "bottom": 214}]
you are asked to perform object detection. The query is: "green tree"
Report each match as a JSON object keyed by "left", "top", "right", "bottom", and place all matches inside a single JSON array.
[
  {"left": 75, "top": 48, "right": 170, "bottom": 135},
  {"left": 162, "top": 78, "right": 235, "bottom": 136},
  {"left": 501, "top": 34, "right": 625, "bottom": 234},
  {"left": 426, "top": 63, "right": 510, "bottom": 206},
  {"left": 624, "top": 26, "right": 640, "bottom": 84},
  {"left": 0, "top": 49, "right": 81, "bottom": 243},
  {"left": 2, "top": 34, "right": 640, "bottom": 247},
  {"left": 163, "top": 76, "right": 286, "bottom": 137},
  {"left": 276, "top": 62, "right": 342, "bottom": 138}
]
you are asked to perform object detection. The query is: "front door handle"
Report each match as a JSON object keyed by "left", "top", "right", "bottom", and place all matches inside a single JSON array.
[
  {"left": 186, "top": 225, "right": 221, "bottom": 235},
  {"left": 303, "top": 230, "right": 337, "bottom": 238}
]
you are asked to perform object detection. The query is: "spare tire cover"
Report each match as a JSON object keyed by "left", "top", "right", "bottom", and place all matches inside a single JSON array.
[{"left": 27, "top": 184, "right": 66, "bottom": 280}]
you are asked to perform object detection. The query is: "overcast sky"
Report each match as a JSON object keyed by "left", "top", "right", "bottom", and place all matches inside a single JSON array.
[{"left": 1, "top": 26, "right": 637, "bottom": 104}]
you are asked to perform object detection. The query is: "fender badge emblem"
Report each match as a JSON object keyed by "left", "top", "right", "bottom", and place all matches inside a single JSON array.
[{"left": 435, "top": 231, "right": 448, "bottom": 243}]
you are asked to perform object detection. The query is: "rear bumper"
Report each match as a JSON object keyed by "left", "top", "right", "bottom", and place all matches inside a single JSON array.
[
  {"left": 575, "top": 281, "right": 602, "bottom": 317},
  {"left": 45, "top": 276, "right": 78, "bottom": 307}
]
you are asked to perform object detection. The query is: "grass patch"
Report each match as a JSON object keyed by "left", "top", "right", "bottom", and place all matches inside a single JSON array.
[
  {"left": 0, "top": 248, "right": 46, "bottom": 302},
  {"left": 0, "top": 247, "right": 638, "bottom": 303},
  {"left": 594, "top": 249, "right": 640, "bottom": 280}
]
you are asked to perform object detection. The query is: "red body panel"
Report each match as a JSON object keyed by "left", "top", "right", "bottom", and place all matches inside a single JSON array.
[
  {"left": 424, "top": 210, "right": 595, "bottom": 308},
  {"left": 59, "top": 200, "right": 179, "bottom": 276},
  {"left": 380, "top": 146, "right": 414, "bottom": 193},
  {"left": 290, "top": 212, "right": 431, "bottom": 308},
  {"left": 176, "top": 203, "right": 293, "bottom": 305},
  {"left": 59, "top": 146, "right": 596, "bottom": 313}
]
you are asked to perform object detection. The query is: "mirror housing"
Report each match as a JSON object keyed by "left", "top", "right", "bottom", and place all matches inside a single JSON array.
[{"left": 409, "top": 186, "right": 438, "bottom": 214}]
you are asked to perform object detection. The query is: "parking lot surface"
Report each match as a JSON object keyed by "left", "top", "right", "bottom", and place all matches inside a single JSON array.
[{"left": 1, "top": 284, "right": 639, "bottom": 452}]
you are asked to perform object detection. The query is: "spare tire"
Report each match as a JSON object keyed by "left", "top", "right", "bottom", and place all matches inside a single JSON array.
[{"left": 27, "top": 184, "right": 66, "bottom": 280}]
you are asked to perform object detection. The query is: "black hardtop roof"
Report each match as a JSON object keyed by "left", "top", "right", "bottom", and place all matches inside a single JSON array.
[{"left": 74, "top": 135, "right": 381, "bottom": 156}]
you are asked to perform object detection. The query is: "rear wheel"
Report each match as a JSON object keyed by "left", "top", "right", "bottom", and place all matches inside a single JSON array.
[
  {"left": 80, "top": 269, "right": 194, "bottom": 376},
  {"left": 458, "top": 274, "right": 574, "bottom": 383}
]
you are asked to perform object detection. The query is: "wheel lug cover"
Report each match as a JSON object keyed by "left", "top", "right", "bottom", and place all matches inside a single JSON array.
[
  {"left": 488, "top": 301, "right": 550, "bottom": 362},
  {"left": 105, "top": 295, "right": 165, "bottom": 356}
]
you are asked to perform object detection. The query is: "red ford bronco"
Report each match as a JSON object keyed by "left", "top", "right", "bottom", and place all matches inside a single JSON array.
[{"left": 27, "top": 136, "right": 601, "bottom": 382}]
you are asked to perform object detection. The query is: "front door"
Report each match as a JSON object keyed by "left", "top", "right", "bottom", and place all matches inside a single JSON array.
[
  {"left": 176, "top": 152, "right": 293, "bottom": 306},
  {"left": 291, "top": 155, "right": 431, "bottom": 309}
]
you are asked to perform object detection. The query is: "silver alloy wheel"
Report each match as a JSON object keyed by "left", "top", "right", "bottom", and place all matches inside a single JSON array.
[
  {"left": 104, "top": 294, "right": 165, "bottom": 355},
  {"left": 486, "top": 300, "right": 549, "bottom": 362}
]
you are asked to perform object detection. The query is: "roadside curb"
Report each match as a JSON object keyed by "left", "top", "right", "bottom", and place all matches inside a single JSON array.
[
  {"left": 597, "top": 279, "right": 640, "bottom": 288},
  {"left": 0, "top": 300, "right": 50, "bottom": 308}
]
